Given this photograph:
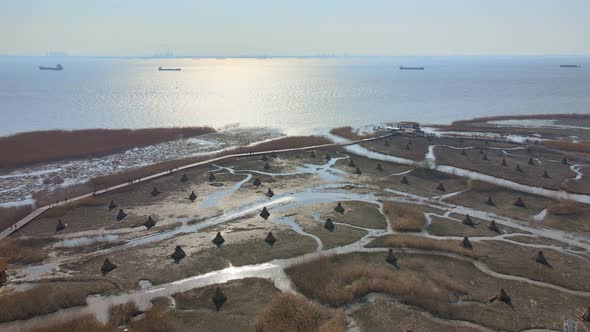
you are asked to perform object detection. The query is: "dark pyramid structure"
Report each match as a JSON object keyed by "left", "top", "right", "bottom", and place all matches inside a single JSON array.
[
  {"left": 310, "top": 151, "right": 316, "bottom": 158},
  {"left": 264, "top": 163, "right": 271, "bottom": 170},
  {"left": 498, "top": 288, "right": 511, "bottom": 304},
  {"left": 101, "top": 258, "right": 117, "bottom": 275},
  {"left": 562, "top": 156, "right": 569, "bottom": 165},
  {"left": 151, "top": 187, "right": 161, "bottom": 197},
  {"left": 580, "top": 307, "right": 590, "bottom": 322},
  {"left": 144, "top": 216, "right": 156, "bottom": 230},
  {"left": 515, "top": 164, "right": 523, "bottom": 172},
  {"left": 260, "top": 207, "right": 271, "bottom": 220},
  {"left": 436, "top": 183, "right": 446, "bottom": 192},
  {"left": 462, "top": 214, "right": 475, "bottom": 227},
  {"left": 482, "top": 153, "right": 488, "bottom": 161},
  {"left": 266, "top": 188, "right": 275, "bottom": 198},
  {"left": 116, "top": 209, "right": 127, "bottom": 221},
  {"left": 212, "top": 232, "right": 225, "bottom": 247},
  {"left": 208, "top": 173, "right": 216, "bottom": 182},
  {"left": 501, "top": 158, "right": 508, "bottom": 167},
  {"left": 459, "top": 236, "right": 473, "bottom": 249},
  {"left": 55, "top": 219, "right": 67, "bottom": 232},
  {"left": 180, "top": 174, "right": 189, "bottom": 183},
  {"left": 325, "top": 153, "right": 331, "bottom": 161},
  {"left": 265, "top": 232, "right": 277, "bottom": 246},
  {"left": 334, "top": 202, "right": 345, "bottom": 214},
  {"left": 189, "top": 191, "right": 198, "bottom": 202},
  {"left": 401, "top": 176, "right": 409, "bottom": 184},
  {"left": 261, "top": 155, "right": 269, "bottom": 161},
  {"left": 488, "top": 220, "right": 501, "bottom": 233},
  {"left": 514, "top": 197, "right": 526, "bottom": 208},
  {"left": 486, "top": 195, "right": 495, "bottom": 206},
  {"left": 348, "top": 159, "right": 356, "bottom": 168},
  {"left": 354, "top": 166, "right": 362, "bottom": 175},
  {"left": 528, "top": 157, "right": 535, "bottom": 166},
  {"left": 171, "top": 246, "right": 186, "bottom": 263},
  {"left": 212, "top": 287, "right": 227, "bottom": 312},
  {"left": 270, "top": 152, "right": 278, "bottom": 158},
  {"left": 376, "top": 163, "right": 384, "bottom": 171},
  {"left": 324, "top": 218, "right": 335, "bottom": 231},
  {"left": 533, "top": 251, "right": 550, "bottom": 267},
  {"left": 461, "top": 149, "right": 467, "bottom": 156},
  {"left": 405, "top": 143, "right": 411, "bottom": 150},
  {"left": 543, "top": 170, "right": 551, "bottom": 179},
  {"left": 108, "top": 200, "right": 117, "bottom": 211},
  {"left": 386, "top": 249, "right": 398, "bottom": 266},
  {"left": 253, "top": 178, "right": 262, "bottom": 187}
]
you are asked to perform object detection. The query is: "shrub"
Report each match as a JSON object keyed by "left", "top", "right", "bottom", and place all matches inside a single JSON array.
[
  {"left": 255, "top": 292, "right": 345, "bottom": 332},
  {"left": 383, "top": 201, "right": 425, "bottom": 232}
]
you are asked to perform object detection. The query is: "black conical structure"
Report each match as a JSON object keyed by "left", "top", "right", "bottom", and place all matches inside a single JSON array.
[
  {"left": 212, "top": 232, "right": 225, "bottom": 247},
  {"left": 514, "top": 197, "right": 526, "bottom": 208},
  {"left": 265, "top": 232, "right": 277, "bottom": 246},
  {"left": 354, "top": 166, "right": 362, "bottom": 175},
  {"left": 151, "top": 187, "right": 161, "bottom": 197},
  {"left": 144, "top": 216, "right": 156, "bottom": 230},
  {"left": 543, "top": 170, "right": 551, "bottom": 179},
  {"left": 459, "top": 237, "right": 473, "bottom": 249},
  {"left": 116, "top": 209, "right": 127, "bottom": 221},
  {"left": 189, "top": 191, "right": 198, "bottom": 202},
  {"left": 253, "top": 178, "right": 262, "bottom": 187},
  {"left": 325, "top": 153, "right": 331, "bottom": 161},
  {"left": 266, "top": 188, "right": 275, "bottom": 198},
  {"left": 55, "top": 219, "right": 67, "bottom": 232},
  {"left": 401, "top": 176, "right": 409, "bottom": 184},
  {"left": 263, "top": 163, "right": 271, "bottom": 170},
  {"left": 528, "top": 157, "right": 535, "bottom": 166},
  {"left": 261, "top": 155, "right": 268, "bottom": 161},
  {"left": 324, "top": 218, "right": 335, "bottom": 232},
  {"left": 386, "top": 249, "right": 397, "bottom": 266},
  {"left": 436, "top": 183, "right": 446, "bottom": 192},
  {"left": 180, "top": 174, "right": 189, "bottom": 183},
  {"left": 561, "top": 156, "right": 568, "bottom": 165},
  {"left": 310, "top": 151, "right": 316, "bottom": 158},
  {"left": 101, "top": 258, "right": 117, "bottom": 275},
  {"left": 486, "top": 195, "right": 495, "bottom": 206},
  {"left": 108, "top": 200, "right": 117, "bottom": 211},
  {"left": 171, "top": 246, "right": 186, "bottom": 263},
  {"left": 515, "top": 164, "right": 523, "bottom": 172},
  {"left": 376, "top": 164, "right": 384, "bottom": 171},
  {"left": 334, "top": 202, "right": 345, "bottom": 214},
  {"left": 348, "top": 159, "right": 356, "bottom": 168},
  {"left": 533, "top": 251, "right": 550, "bottom": 267},
  {"left": 501, "top": 158, "right": 508, "bottom": 167},
  {"left": 208, "top": 173, "right": 216, "bottom": 182},
  {"left": 461, "top": 149, "right": 467, "bottom": 156},
  {"left": 260, "top": 207, "right": 270, "bottom": 220},
  {"left": 212, "top": 287, "right": 227, "bottom": 311},
  {"left": 488, "top": 220, "right": 501, "bottom": 233},
  {"left": 270, "top": 152, "right": 278, "bottom": 158},
  {"left": 462, "top": 214, "right": 475, "bottom": 227}
]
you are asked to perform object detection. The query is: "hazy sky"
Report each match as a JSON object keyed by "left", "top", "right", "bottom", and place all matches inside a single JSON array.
[{"left": 2, "top": 0, "right": 589, "bottom": 56}]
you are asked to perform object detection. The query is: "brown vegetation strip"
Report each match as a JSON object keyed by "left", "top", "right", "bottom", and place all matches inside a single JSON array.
[
  {"left": 383, "top": 201, "right": 425, "bottom": 232},
  {"left": 287, "top": 255, "right": 466, "bottom": 315},
  {"left": 367, "top": 234, "right": 484, "bottom": 258},
  {"left": 544, "top": 140, "right": 590, "bottom": 154},
  {"left": 0, "top": 205, "right": 33, "bottom": 230},
  {"left": 0, "top": 281, "right": 115, "bottom": 323},
  {"left": 450, "top": 113, "right": 590, "bottom": 126},
  {"left": 546, "top": 200, "right": 584, "bottom": 216},
  {"left": 0, "top": 127, "right": 215, "bottom": 169},
  {"left": 255, "top": 292, "right": 345, "bottom": 332},
  {"left": 330, "top": 126, "right": 382, "bottom": 140},
  {"left": 0, "top": 238, "right": 49, "bottom": 265}
]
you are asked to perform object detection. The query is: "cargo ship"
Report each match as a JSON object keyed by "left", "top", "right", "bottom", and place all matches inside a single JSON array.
[
  {"left": 400, "top": 66, "right": 424, "bottom": 70},
  {"left": 158, "top": 67, "right": 181, "bottom": 71},
  {"left": 39, "top": 64, "right": 63, "bottom": 71}
]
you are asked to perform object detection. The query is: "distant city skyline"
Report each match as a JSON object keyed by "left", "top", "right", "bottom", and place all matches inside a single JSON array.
[{"left": 2, "top": 0, "right": 590, "bottom": 56}]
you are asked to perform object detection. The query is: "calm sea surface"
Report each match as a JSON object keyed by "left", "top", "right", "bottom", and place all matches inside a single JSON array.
[{"left": 1, "top": 56, "right": 590, "bottom": 136}]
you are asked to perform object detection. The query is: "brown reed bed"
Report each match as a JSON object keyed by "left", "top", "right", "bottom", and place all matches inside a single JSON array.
[
  {"left": 383, "top": 201, "right": 426, "bottom": 232},
  {"left": 0, "top": 127, "right": 215, "bottom": 169},
  {"left": 367, "top": 234, "right": 484, "bottom": 258},
  {"left": 255, "top": 292, "right": 345, "bottom": 332},
  {"left": 0, "top": 205, "right": 33, "bottom": 230}
]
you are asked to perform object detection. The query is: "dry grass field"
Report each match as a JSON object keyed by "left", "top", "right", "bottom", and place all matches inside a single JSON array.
[{"left": 383, "top": 201, "right": 426, "bottom": 232}]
